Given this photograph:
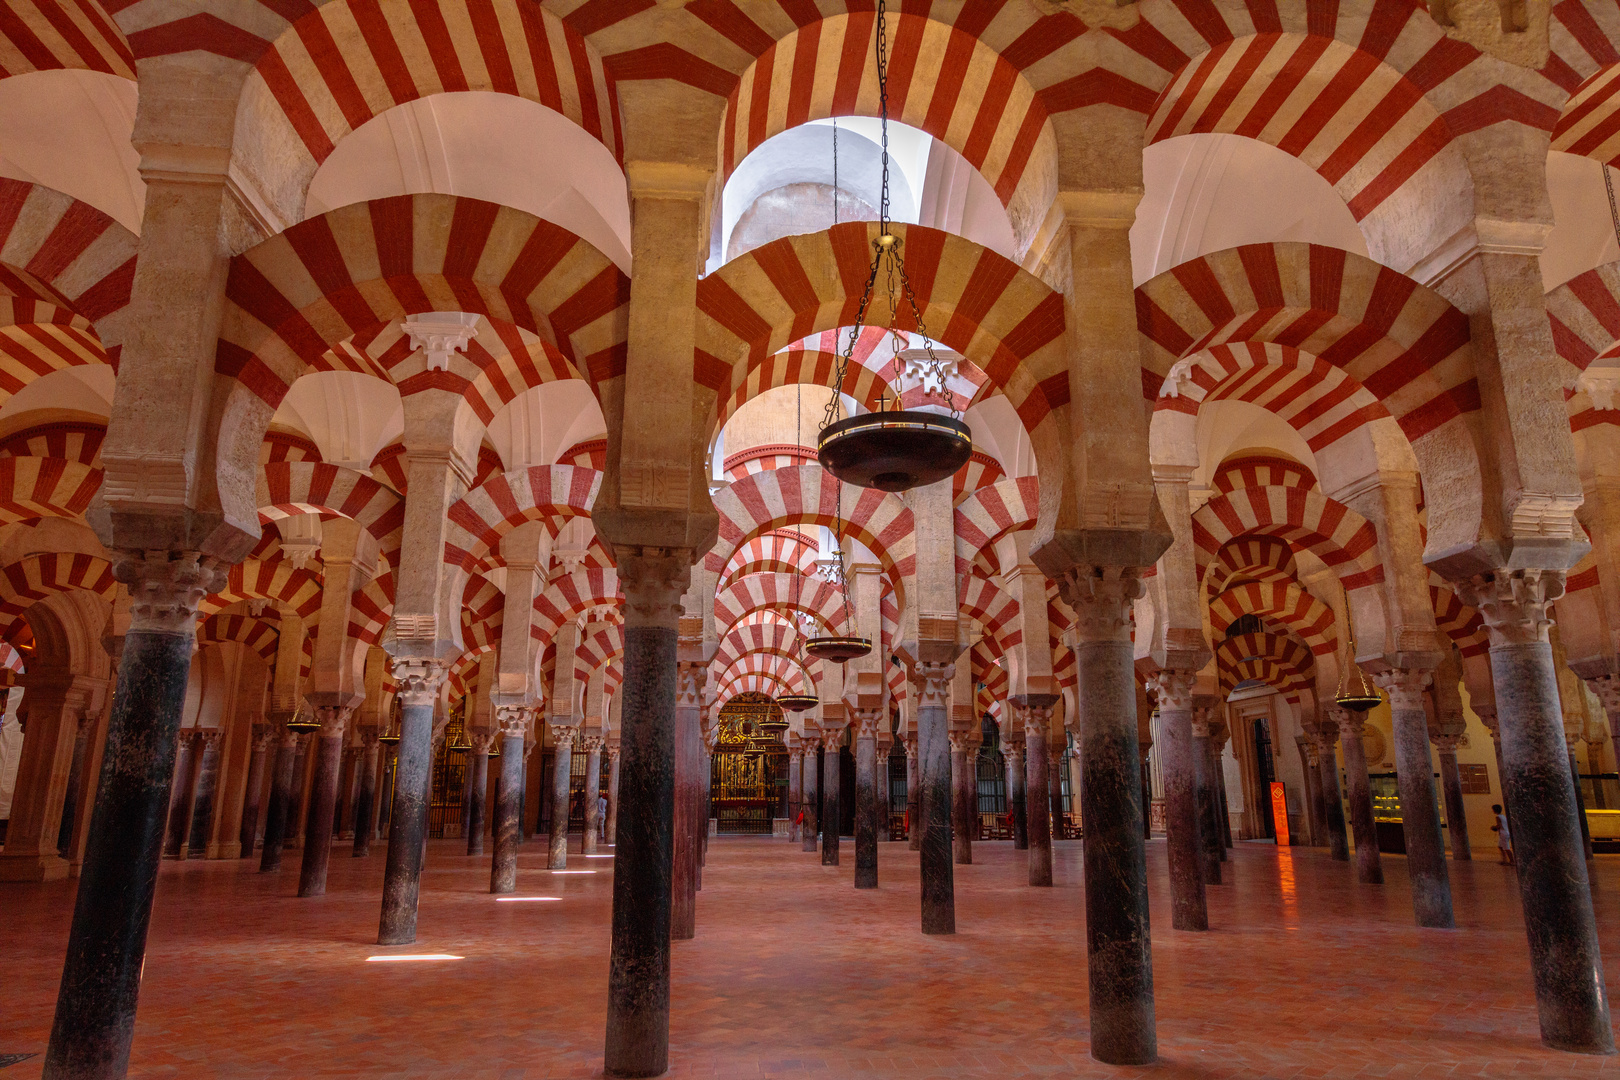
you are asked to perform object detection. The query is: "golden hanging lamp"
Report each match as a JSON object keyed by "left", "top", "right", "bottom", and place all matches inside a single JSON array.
[{"left": 1334, "top": 587, "right": 1382, "bottom": 713}]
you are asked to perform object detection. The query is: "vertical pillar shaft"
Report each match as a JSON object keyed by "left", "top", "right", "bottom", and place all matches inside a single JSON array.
[
  {"left": 1337, "top": 711, "right": 1384, "bottom": 884},
  {"left": 1569, "top": 744, "right": 1594, "bottom": 859},
  {"left": 287, "top": 735, "right": 311, "bottom": 851},
  {"left": 787, "top": 747, "right": 802, "bottom": 842},
  {"left": 56, "top": 717, "right": 93, "bottom": 857},
  {"left": 1152, "top": 673, "right": 1205, "bottom": 929},
  {"left": 821, "top": 731, "right": 841, "bottom": 865},
  {"left": 583, "top": 738, "right": 604, "bottom": 856},
  {"left": 1375, "top": 670, "right": 1453, "bottom": 927},
  {"left": 1316, "top": 724, "right": 1350, "bottom": 861},
  {"left": 186, "top": 731, "right": 223, "bottom": 857},
  {"left": 352, "top": 737, "right": 379, "bottom": 857},
  {"left": 1003, "top": 741, "right": 1028, "bottom": 849},
  {"left": 239, "top": 728, "right": 270, "bottom": 858},
  {"left": 161, "top": 732, "right": 196, "bottom": 859},
  {"left": 1434, "top": 738, "right": 1471, "bottom": 861},
  {"left": 607, "top": 747, "right": 620, "bottom": 844},
  {"left": 466, "top": 745, "right": 491, "bottom": 856},
  {"left": 907, "top": 739, "right": 922, "bottom": 851},
  {"left": 298, "top": 710, "right": 348, "bottom": 898},
  {"left": 490, "top": 708, "right": 528, "bottom": 893},
  {"left": 43, "top": 552, "right": 224, "bottom": 1080},
  {"left": 1296, "top": 737, "right": 1323, "bottom": 847},
  {"left": 1023, "top": 707, "right": 1054, "bottom": 887},
  {"left": 670, "top": 669, "right": 700, "bottom": 940},
  {"left": 548, "top": 730, "right": 576, "bottom": 870},
  {"left": 800, "top": 744, "right": 819, "bottom": 853},
  {"left": 1191, "top": 717, "right": 1222, "bottom": 883},
  {"left": 378, "top": 662, "right": 443, "bottom": 945},
  {"left": 916, "top": 663, "right": 955, "bottom": 934},
  {"left": 948, "top": 735, "right": 972, "bottom": 863},
  {"left": 259, "top": 733, "right": 297, "bottom": 872},
  {"left": 854, "top": 714, "right": 878, "bottom": 889}
]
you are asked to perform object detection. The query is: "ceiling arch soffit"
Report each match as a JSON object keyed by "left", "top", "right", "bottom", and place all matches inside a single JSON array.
[
  {"left": 713, "top": 570, "right": 848, "bottom": 640},
  {"left": 1548, "top": 2, "right": 1620, "bottom": 166},
  {"left": 0, "top": 550, "right": 115, "bottom": 646}
]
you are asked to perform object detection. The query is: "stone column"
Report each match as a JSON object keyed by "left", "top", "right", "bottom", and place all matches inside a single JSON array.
[
  {"left": 606, "top": 744, "right": 621, "bottom": 844},
  {"left": 161, "top": 730, "right": 197, "bottom": 860},
  {"left": 1433, "top": 733, "right": 1472, "bottom": 861},
  {"left": 44, "top": 551, "right": 225, "bottom": 1078},
  {"left": 1373, "top": 669, "right": 1453, "bottom": 927},
  {"left": 821, "top": 729, "right": 842, "bottom": 865},
  {"left": 378, "top": 659, "right": 446, "bottom": 945},
  {"left": 548, "top": 724, "right": 577, "bottom": 869},
  {"left": 602, "top": 549, "right": 690, "bottom": 1078},
  {"left": 875, "top": 728, "right": 892, "bottom": 843},
  {"left": 239, "top": 725, "right": 272, "bottom": 857},
  {"left": 1568, "top": 735, "right": 1594, "bottom": 859},
  {"left": 490, "top": 706, "right": 529, "bottom": 893},
  {"left": 1211, "top": 727, "right": 1234, "bottom": 851},
  {"left": 186, "top": 728, "right": 224, "bottom": 858},
  {"left": 853, "top": 709, "right": 880, "bottom": 889},
  {"left": 465, "top": 732, "right": 493, "bottom": 856},
  {"left": 915, "top": 661, "right": 956, "bottom": 934},
  {"left": 1336, "top": 708, "right": 1384, "bottom": 884},
  {"left": 287, "top": 731, "right": 312, "bottom": 851},
  {"left": 55, "top": 711, "right": 96, "bottom": 858},
  {"left": 786, "top": 743, "right": 803, "bottom": 842},
  {"left": 1022, "top": 701, "right": 1057, "bottom": 888},
  {"left": 1060, "top": 565, "right": 1156, "bottom": 1065},
  {"left": 1315, "top": 719, "right": 1350, "bottom": 860},
  {"left": 1457, "top": 569, "right": 1614, "bottom": 1053},
  {"left": 352, "top": 728, "right": 380, "bottom": 858},
  {"left": 2, "top": 677, "right": 97, "bottom": 881},
  {"left": 1150, "top": 672, "right": 1205, "bottom": 929},
  {"left": 670, "top": 661, "right": 703, "bottom": 939},
  {"left": 582, "top": 734, "right": 604, "bottom": 856},
  {"left": 1190, "top": 706, "right": 1222, "bottom": 883},
  {"left": 259, "top": 726, "right": 298, "bottom": 872},
  {"left": 1002, "top": 734, "right": 1027, "bottom": 849},
  {"left": 800, "top": 739, "right": 819, "bottom": 853},
  {"left": 298, "top": 706, "right": 350, "bottom": 898},
  {"left": 947, "top": 732, "right": 973, "bottom": 863},
  {"left": 1296, "top": 735, "right": 1323, "bottom": 847},
  {"left": 1048, "top": 749, "right": 1065, "bottom": 842}
]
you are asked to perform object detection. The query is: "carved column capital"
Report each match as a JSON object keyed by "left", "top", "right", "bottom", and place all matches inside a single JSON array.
[
  {"left": 1057, "top": 565, "right": 1145, "bottom": 644},
  {"left": 550, "top": 724, "right": 580, "bottom": 748},
  {"left": 913, "top": 661, "right": 954, "bottom": 708},
  {"left": 853, "top": 709, "right": 882, "bottom": 739},
  {"left": 312, "top": 704, "right": 350, "bottom": 738},
  {"left": 1431, "top": 732, "right": 1464, "bottom": 755},
  {"left": 1453, "top": 568, "right": 1564, "bottom": 647},
  {"left": 390, "top": 657, "right": 446, "bottom": 707},
  {"left": 252, "top": 724, "right": 276, "bottom": 753},
  {"left": 787, "top": 747, "right": 803, "bottom": 764},
  {"left": 1334, "top": 708, "right": 1368, "bottom": 737},
  {"left": 1021, "top": 703, "right": 1054, "bottom": 742},
  {"left": 676, "top": 662, "right": 705, "bottom": 708},
  {"left": 112, "top": 550, "right": 228, "bottom": 635},
  {"left": 821, "top": 729, "right": 843, "bottom": 753},
  {"left": 1150, "top": 668, "right": 1197, "bottom": 712},
  {"left": 581, "top": 734, "right": 605, "bottom": 753},
  {"left": 196, "top": 726, "right": 224, "bottom": 749},
  {"left": 618, "top": 548, "right": 692, "bottom": 630},
  {"left": 1586, "top": 675, "right": 1620, "bottom": 718},
  {"left": 1371, "top": 669, "right": 1430, "bottom": 711},
  {"left": 1001, "top": 741, "right": 1025, "bottom": 768},
  {"left": 495, "top": 703, "right": 532, "bottom": 739}
]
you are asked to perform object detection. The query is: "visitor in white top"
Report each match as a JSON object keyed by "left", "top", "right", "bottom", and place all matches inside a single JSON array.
[
  {"left": 1491, "top": 803, "right": 1513, "bottom": 866},
  {"left": 598, "top": 794, "right": 609, "bottom": 841}
]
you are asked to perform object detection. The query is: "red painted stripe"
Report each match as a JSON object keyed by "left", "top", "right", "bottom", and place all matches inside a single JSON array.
[
  {"left": 256, "top": 46, "right": 334, "bottom": 161},
  {"left": 785, "top": 20, "right": 821, "bottom": 129},
  {"left": 688, "top": 0, "right": 773, "bottom": 56},
  {"left": 882, "top": 13, "right": 927, "bottom": 121},
  {"left": 1155, "top": 39, "right": 1229, "bottom": 136},
  {"left": 1276, "top": 47, "right": 1380, "bottom": 158},
  {"left": 746, "top": 42, "right": 775, "bottom": 151},
  {"left": 1305, "top": 0, "right": 1336, "bottom": 39},
  {"left": 407, "top": 0, "right": 467, "bottom": 92},
  {"left": 1553, "top": 0, "right": 1618, "bottom": 65},
  {"left": 1191, "top": 34, "right": 1279, "bottom": 136},
  {"left": 31, "top": 0, "right": 116, "bottom": 75},
  {"left": 516, "top": 3, "right": 563, "bottom": 113},
  {"left": 1555, "top": 66, "right": 1620, "bottom": 138},
  {"left": 1170, "top": 0, "right": 1234, "bottom": 48},
  {"left": 1317, "top": 78, "right": 1423, "bottom": 186},
  {"left": 350, "top": 0, "right": 417, "bottom": 101},
  {"left": 565, "top": 0, "right": 654, "bottom": 37},
  {"left": 603, "top": 44, "right": 734, "bottom": 97},
  {"left": 25, "top": 200, "right": 107, "bottom": 283},
  {"left": 466, "top": 0, "right": 519, "bottom": 94},
  {"left": 1232, "top": 34, "right": 1330, "bottom": 139},
  {"left": 833, "top": 12, "right": 876, "bottom": 116},
  {"left": 296, "top": 13, "right": 373, "bottom": 131},
  {"left": 922, "top": 24, "right": 977, "bottom": 142},
  {"left": 1112, "top": 16, "right": 1191, "bottom": 72},
  {"left": 1171, "top": 257, "right": 1236, "bottom": 326},
  {"left": 1001, "top": 12, "right": 1085, "bottom": 70}
]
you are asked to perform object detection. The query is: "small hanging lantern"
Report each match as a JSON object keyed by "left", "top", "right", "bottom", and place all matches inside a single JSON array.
[
  {"left": 378, "top": 726, "right": 401, "bottom": 746},
  {"left": 776, "top": 693, "right": 820, "bottom": 713},
  {"left": 285, "top": 705, "right": 321, "bottom": 734},
  {"left": 815, "top": 0, "right": 972, "bottom": 495},
  {"left": 1334, "top": 586, "right": 1381, "bottom": 713}
]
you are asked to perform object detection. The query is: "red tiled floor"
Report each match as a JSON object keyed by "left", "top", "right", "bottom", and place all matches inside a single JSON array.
[{"left": 2, "top": 837, "right": 1619, "bottom": 1078}]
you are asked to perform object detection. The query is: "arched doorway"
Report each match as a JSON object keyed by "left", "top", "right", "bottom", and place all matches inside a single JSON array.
[{"left": 710, "top": 693, "right": 788, "bottom": 834}]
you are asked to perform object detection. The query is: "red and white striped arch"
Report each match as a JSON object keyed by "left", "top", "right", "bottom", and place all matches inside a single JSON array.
[
  {"left": 712, "top": 620, "right": 807, "bottom": 681},
  {"left": 695, "top": 222, "right": 1066, "bottom": 437},
  {"left": 1210, "top": 453, "right": 1315, "bottom": 494},
  {"left": 1215, "top": 630, "right": 1312, "bottom": 698},
  {"left": 532, "top": 567, "right": 621, "bottom": 644},
  {"left": 972, "top": 639, "right": 1009, "bottom": 716},
  {"left": 1192, "top": 484, "right": 1383, "bottom": 592},
  {"left": 718, "top": 13, "right": 1053, "bottom": 211},
  {"left": 0, "top": 0, "right": 131, "bottom": 81},
  {"left": 1138, "top": 245, "right": 1476, "bottom": 447},
  {"left": 1208, "top": 580, "right": 1337, "bottom": 658},
  {"left": 1546, "top": 261, "right": 1620, "bottom": 431},
  {"left": 0, "top": 296, "right": 110, "bottom": 404},
  {"left": 714, "top": 327, "right": 893, "bottom": 432},
  {"left": 0, "top": 455, "right": 101, "bottom": 524},
  {"left": 709, "top": 464, "right": 915, "bottom": 593},
  {"left": 953, "top": 475, "right": 1039, "bottom": 577},
  {"left": 203, "top": 560, "right": 324, "bottom": 620},
  {"left": 573, "top": 621, "right": 623, "bottom": 686},
  {"left": 258, "top": 462, "right": 406, "bottom": 569},
  {"left": 0, "top": 180, "right": 137, "bottom": 355},
  {"left": 716, "top": 652, "right": 810, "bottom": 700},
  {"left": 722, "top": 445, "right": 816, "bottom": 481},
  {"left": 198, "top": 612, "right": 281, "bottom": 662},
  {"left": 461, "top": 572, "right": 504, "bottom": 643},
  {"left": 1549, "top": 1, "right": 1620, "bottom": 164},
  {"left": 241, "top": 0, "right": 619, "bottom": 177},
  {"left": 217, "top": 194, "right": 630, "bottom": 415},
  {"left": 958, "top": 573, "right": 1021, "bottom": 653},
  {"left": 719, "top": 530, "right": 819, "bottom": 589},
  {"left": 0, "top": 551, "right": 115, "bottom": 644},
  {"left": 1204, "top": 536, "right": 1300, "bottom": 601},
  {"left": 350, "top": 571, "right": 395, "bottom": 645},
  {"left": 713, "top": 571, "right": 848, "bottom": 638},
  {"left": 444, "top": 464, "right": 601, "bottom": 573},
  {"left": 952, "top": 450, "right": 1007, "bottom": 506},
  {"left": 0, "top": 420, "right": 104, "bottom": 467},
  {"left": 1429, "top": 575, "right": 1488, "bottom": 658}
]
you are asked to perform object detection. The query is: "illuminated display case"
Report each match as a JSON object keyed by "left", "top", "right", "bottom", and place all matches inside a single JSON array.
[{"left": 1365, "top": 771, "right": 1447, "bottom": 855}]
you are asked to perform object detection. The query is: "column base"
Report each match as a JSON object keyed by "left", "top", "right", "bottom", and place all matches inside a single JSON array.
[{"left": 0, "top": 852, "right": 71, "bottom": 881}]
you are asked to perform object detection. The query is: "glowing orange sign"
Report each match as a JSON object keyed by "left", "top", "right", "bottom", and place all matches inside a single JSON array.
[{"left": 1270, "top": 781, "right": 1289, "bottom": 846}]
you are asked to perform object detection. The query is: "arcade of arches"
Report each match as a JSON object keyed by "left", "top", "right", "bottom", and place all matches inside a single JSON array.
[{"left": 5, "top": 0, "right": 1620, "bottom": 1076}]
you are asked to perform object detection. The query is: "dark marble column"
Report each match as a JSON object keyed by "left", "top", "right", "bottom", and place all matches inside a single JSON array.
[
  {"left": 821, "top": 730, "right": 842, "bottom": 865},
  {"left": 787, "top": 745, "right": 803, "bottom": 842},
  {"left": 55, "top": 711, "right": 94, "bottom": 858},
  {"left": 286, "top": 732, "right": 311, "bottom": 851},
  {"left": 1021, "top": 702, "right": 1057, "bottom": 888},
  {"left": 853, "top": 711, "right": 879, "bottom": 889},
  {"left": 259, "top": 729, "right": 297, "bottom": 872},
  {"left": 161, "top": 730, "right": 197, "bottom": 859},
  {"left": 1337, "top": 709, "right": 1384, "bottom": 884},
  {"left": 670, "top": 666, "right": 702, "bottom": 940},
  {"left": 466, "top": 734, "right": 492, "bottom": 856},
  {"left": 1190, "top": 708, "right": 1222, "bottom": 883},
  {"left": 915, "top": 662, "right": 956, "bottom": 934},
  {"left": 239, "top": 725, "right": 272, "bottom": 857},
  {"left": 378, "top": 659, "right": 445, "bottom": 945},
  {"left": 186, "top": 729, "right": 224, "bottom": 857},
  {"left": 1151, "top": 673, "right": 1206, "bottom": 930},
  {"left": 548, "top": 725, "right": 576, "bottom": 870},
  {"left": 1569, "top": 740, "right": 1594, "bottom": 859},
  {"left": 1048, "top": 752, "right": 1065, "bottom": 842},
  {"left": 800, "top": 743, "right": 819, "bottom": 853},
  {"left": 875, "top": 737, "right": 892, "bottom": 843},
  {"left": 582, "top": 735, "right": 604, "bottom": 856},
  {"left": 606, "top": 745, "right": 620, "bottom": 844},
  {"left": 1139, "top": 749, "right": 1153, "bottom": 841},
  {"left": 1211, "top": 733, "right": 1234, "bottom": 851},
  {"left": 490, "top": 706, "right": 530, "bottom": 893},
  {"left": 1002, "top": 737, "right": 1028, "bottom": 849},
  {"left": 43, "top": 551, "right": 225, "bottom": 1080},
  {"left": 1458, "top": 569, "right": 1614, "bottom": 1054},
  {"left": 1316, "top": 721, "right": 1350, "bottom": 861},
  {"left": 1433, "top": 733, "right": 1471, "bottom": 861},
  {"left": 947, "top": 732, "right": 972, "bottom": 864},
  {"left": 603, "top": 552, "right": 685, "bottom": 1079},
  {"left": 351, "top": 730, "right": 379, "bottom": 857},
  {"left": 298, "top": 707, "right": 349, "bottom": 898},
  {"left": 1296, "top": 735, "right": 1324, "bottom": 847},
  {"left": 1061, "top": 565, "right": 1156, "bottom": 1066},
  {"left": 1374, "top": 669, "right": 1453, "bottom": 928}
]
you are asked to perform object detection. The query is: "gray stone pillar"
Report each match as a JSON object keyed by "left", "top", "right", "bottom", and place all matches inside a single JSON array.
[
  {"left": 915, "top": 662, "right": 956, "bottom": 934},
  {"left": 1021, "top": 701, "right": 1057, "bottom": 887},
  {"left": 1191, "top": 708, "right": 1222, "bottom": 882},
  {"left": 239, "top": 725, "right": 272, "bottom": 857},
  {"left": 299, "top": 706, "right": 350, "bottom": 898},
  {"left": 1002, "top": 736, "right": 1027, "bottom": 849},
  {"left": 800, "top": 741, "right": 819, "bottom": 853},
  {"left": 786, "top": 745, "right": 803, "bottom": 842},
  {"left": 947, "top": 732, "right": 972, "bottom": 863},
  {"left": 1433, "top": 733, "right": 1471, "bottom": 861},
  {"left": 186, "top": 728, "right": 224, "bottom": 858},
  {"left": 352, "top": 730, "right": 379, "bottom": 857},
  {"left": 821, "top": 730, "right": 842, "bottom": 865},
  {"left": 548, "top": 725, "right": 576, "bottom": 870},
  {"left": 853, "top": 711, "right": 879, "bottom": 888},
  {"left": 582, "top": 735, "right": 604, "bottom": 856},
  {"left": 1373, "top": 669, "right": 1453, "bottom": 927},
  {"left": 490, "top": 706, "right": 531, "bottom": 894},
  {"left": 1150, "top": 672, "right": 1205, "bottom": 929},
  {"left": 1296, "top": 734, "right": 1323, "bottom": 847},
  {"left": 55, "top": 711, "right": 95, "bottom": 858},
  {"left": 606, "top": 745, "right": 620, "bottom": 844},
  {"left": 465, "top": 734, "right": 492, "bottom": 856},
  {"left": 377, "top": 659, "right": 446, "bottom": 945},
  {"left": 1316, "top": 721, "right": 1350, "bottom": 861},
  {"left": 1337, "top": 709, "right": 1384, "bottom": 884},
  {"left": 161, "top": 730, "right": 197, "bottom": 860}
]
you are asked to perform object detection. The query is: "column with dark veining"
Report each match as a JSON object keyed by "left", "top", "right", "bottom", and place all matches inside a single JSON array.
[
  {"left": 669, "top": 663, "right": 702, "bottom": 940},
  {"left": 186, "top": 729, "right": 224, "bottom": 858},
  {"left": 56, "top": 711, "right": 95, "bottom": 858},
  {"left": 465, "top": 731, "right": 492, "bottom": 856},
  {"left": 821, "top": 729, "right": 842, "bottom": 865},
  {"left": 490, "top": 705, "right": 530, "bottom": 894},
  {"left": 239, "top": 725, "right": 272, "bottom": 857},
  {"left": 44, "top": 551, "right": 227, "bottom": 1079},
  {"left": 947, "top": 731, "right": 972, "bottom": 863},
  {"left": 801, "top": 739, "right": 819, "bottom": 853},
  {"left": 786, "top": 741, "right": 803, "bottom": 842},
  {"left": 915, "top": 662, "right": 955, "bottom": 934},
  {"left": 259, "top": 725, "right": 297, "bottom": 872},
  {"left": 1336, "top": 708, "right": 1384, "bottom": 884},
  {"left": 1315, "top": 719, "right": 1350, "bottom": 861},
  {"left": 1458, "top": 570, "right": 1614, "bottom": 1053},
  {"left": 351, "top": 728, "right": 380, "bottom": 857},
  {"left": 548, "top": 724, "right": 577, "bottom": 869},
  {"left": 1433, "top": 733, "right": 1471, "bottom": 861},
  {"left": 853, "top": 710, "right": 879, "bottom": 888},
  {"left": 161, "top": 730, "right": 197, "bottom": 860},
  {"left": 1151, "top": 672, "right": 1205, "bottom": 929},
  {"left": 1022, "top": 700, "right": 1057, "bottom": 887},
  {"left": 1002, "top": 732, "right": 1027, "bottom": 849},
  {"left": 606, "top": 743, "right": 620, "bottom": 844},
  {"left": 581, "top": 734, "right": 604, "bottom": 856},
  {"left": 378, "top": 659, "right": 445, "bottom": 945},
  {"left": 299, "top": 706, "right": 350, "bottom": 897},
  {"left": 1374, "top": 669, "right": 1453, "bottom": 927}
]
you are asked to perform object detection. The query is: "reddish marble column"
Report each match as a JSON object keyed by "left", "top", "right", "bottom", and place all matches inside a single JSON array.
[
  {"left": 161, "top": 730, "right": 197, "bottom": 860},
  {"left": 947, "top": 732, "right": 972, "bottom": 864},
  {"left": 1002, "top": 736, "right": 1027, "bottom": 849},
  {"left": 1374, "top": 669, "right": 1453, "bottom": 928},
  {"left": 1190, "top": 707, "right": 1222, "bottom": 882},
  {"left": 606, "top": 745, "right": 620, "bottom": 844},
  {"left": 490, "top": 706, "right": 530, "bottom": 894},
  {"left": 259, "top": 728, "right": 298, "bottom": 872},
  {"left": 378, "top": 659, "right": 445, "bottom": 946},
  {"left": 299, "top": 707, "right": 350, "bottom": 898},
  {"left": 1151, "top": 672, "right": 1206, "bottom": 930},
  {"left": 351, "top": 730, "right": 379, "bottom": 858},
  {"left": 1336, "top": 709, "right": 1384, "bottom": 885},
  {"left": 670, "top": 665, "right": 702, "bottom": 940},
  {"left": 239, "top": 725, "right": 272, "bottom": 858},
  {"left": 465, "top": 734, "right": 492, "bottom": 856},
  {"left": 853, "top": 711, "right": 879, "bottom": 889},
  {"left": 1021, "top": 701, "right": 1057, "bottom": 888},
  {"left": 800, "top": 743, "right": 819, "bottom": 853},
  {"left": 1315, "top": 721, "right": 1350, "bottom": 862},
  {"left": 548, "top": 726, "right": 577, "bottom": 870},
  {"left": 185, "top": 729, "right": 224, "bottom": 858},
  {"left": 821, "top": 730, "right": 842, "bottom": 865},
  {"left": 915, "top": 662, "right": 956, "bottom": 935},
  {"left": 582, "top": 735, "right": 604, "bottom": 857},
  {"left": 786, "top": 745, "right": 803, "bottom": 842}
]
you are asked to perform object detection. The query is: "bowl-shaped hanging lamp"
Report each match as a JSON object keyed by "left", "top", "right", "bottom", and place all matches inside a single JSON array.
[
  {"left": 378, "top": 726, "right": 401, "bottom": 746},
  {"left": 818, "top": 407, "right": 972, "bottom": 493},
  {"left": 776, "top": 693, "right": 820, "bottom": 713},
  {"left": 1335, "top": 664, "right": 1382, "bottom": 713},
  {"left": 804, "top": 635, "right": 872, "bottom": 662}
]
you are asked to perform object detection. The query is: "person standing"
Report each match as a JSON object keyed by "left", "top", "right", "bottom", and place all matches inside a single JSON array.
[{"left": 1492, "top": 804, "right": 1514, "bottom": 866}]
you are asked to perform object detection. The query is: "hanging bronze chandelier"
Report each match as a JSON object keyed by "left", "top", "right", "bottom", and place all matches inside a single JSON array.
[
  {"left": 815, "top": 0, "right": 972, "bottom": 495},
  {"left": 1334, "top": 585, "right": 1381, "bottom": 712},
  {"left": 776, "top": 693, "right": 820, "bottom": 713},
  {"left": 801, "top": 362, "right": 871, "bottom": 663},
  {"left": 285, "top": 703, "right": 321, "bottom": 734}
]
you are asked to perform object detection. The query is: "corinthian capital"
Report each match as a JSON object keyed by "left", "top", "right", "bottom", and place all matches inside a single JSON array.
[
  {"left": 913, "top": 661, "right": 954, "bottom": 708},
  {"left": 676, "top": 662, "right": 705, "bottom": 708},
  {"left": 113, "top": 550, "right": 228, "bottom": 635},
  {"left": 390, "top": 657, "right": 446, "bottom": 707},
  {"left": 1370, "top": 669, "right": 1430, "bottom": 712},
  {"left": 1057, "top": 565, "right": 1145, "bottom": 644},
  {"left": 495, "top": 703, "right": 532, "bottom": 739},
  {"left": 1454, "top": 568, "right": 1563, "bottom": 647},
  {"left": 853, "top": 709, "right": 883, "bottom": 739},
  {"left": 619, "top": 548, "right": 692, "bottom": 630},
  {"left": 1150, "top": 669, "right": 1197, "bottom": 712}
]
